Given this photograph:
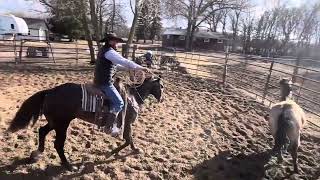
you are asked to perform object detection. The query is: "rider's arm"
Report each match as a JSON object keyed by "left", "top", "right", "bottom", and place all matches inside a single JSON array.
[
  {"left": 105, "top": 49, "right": 144, "bottom": 70},
  {"left": 116, "top": 64, "right": 128, "bottom": 71}
]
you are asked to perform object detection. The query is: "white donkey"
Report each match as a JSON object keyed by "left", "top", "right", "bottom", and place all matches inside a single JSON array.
[{"left": 269, "top": 78, "right": 306, "bottom": 173}]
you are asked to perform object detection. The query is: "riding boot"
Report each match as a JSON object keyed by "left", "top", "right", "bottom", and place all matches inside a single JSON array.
[{"left": 104, "top": 112, "right": 121, "bottom": 137}]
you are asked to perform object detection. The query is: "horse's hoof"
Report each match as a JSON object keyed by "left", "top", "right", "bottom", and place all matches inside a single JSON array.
[
  {"left": 277, "top": 155, "right": 284, "bottom": 163},
  {"left": 63, "top": 163, "right": 78, "bottom": 171},
  {"left": 29, "top": 150, "right": 42, "bottom": 163},
  {"left": 133, "top": 148, "right": 143, "bottom": 154}
]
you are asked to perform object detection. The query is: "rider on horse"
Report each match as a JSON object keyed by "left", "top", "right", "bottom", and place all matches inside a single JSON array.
[{"left": 94, "top": 33, "right": 149, "bottom": 137}]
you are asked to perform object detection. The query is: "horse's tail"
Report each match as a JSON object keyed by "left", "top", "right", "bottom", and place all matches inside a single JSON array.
[
  {"left": 7, "top": 89, "right": 51, "bottom": 133},
  {"left": 275, "top": 104, "right": 293, "bottom": 151}
]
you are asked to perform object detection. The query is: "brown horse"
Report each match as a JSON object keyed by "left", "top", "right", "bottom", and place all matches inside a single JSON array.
[{"left": 7, "top": 76, "right": 164, "bottom": 171}]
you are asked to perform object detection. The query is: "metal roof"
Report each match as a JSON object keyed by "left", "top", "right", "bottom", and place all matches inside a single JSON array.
[
  {"left": 162, "top": 28, "right": 228, "bottom": 40},
  {"left": 163, "top": 28, "right": 187, "bottom": 36}
]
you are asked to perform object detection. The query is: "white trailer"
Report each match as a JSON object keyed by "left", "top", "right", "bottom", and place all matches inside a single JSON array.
[{"left": 0, "top": 14, "right": 29, "bottom": 40}]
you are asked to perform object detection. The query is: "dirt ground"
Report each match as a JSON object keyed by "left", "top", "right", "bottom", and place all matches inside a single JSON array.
[{"left": 0, "top": 60, "right": 319, "bottom": 180}]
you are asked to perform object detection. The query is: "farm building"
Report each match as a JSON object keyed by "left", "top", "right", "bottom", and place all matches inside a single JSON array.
[
  {"left": 162, "top": 28, "right": 228, "bottom": 51},
  {"left": 22, "top": 17, "right": 48, "bottom": 41}
]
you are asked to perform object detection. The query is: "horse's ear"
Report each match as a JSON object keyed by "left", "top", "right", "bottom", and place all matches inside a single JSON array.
[{"left": 156, "top": 76, "right": 161, "bottom": 82}]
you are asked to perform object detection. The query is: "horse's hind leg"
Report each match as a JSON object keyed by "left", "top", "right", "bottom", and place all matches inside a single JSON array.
[
  {"left": 290, "top": 141, "right": 299, "bottom": 173},
  {"left": 54, "top": 123, "right": 77, "bottom": 171},
  {"left": 39, "top": 124, "right": 53, "bottom": 152},
  {"left": 289, "top": 133, "right": 300, "bottom": 173},
  {"left": 30, "top": 123, "right": 53, "bottom": 163}
]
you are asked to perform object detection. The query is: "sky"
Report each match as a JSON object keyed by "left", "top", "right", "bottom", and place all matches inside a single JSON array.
[{"left": 0, "top": 0, "right": 317, "bottom": 28}]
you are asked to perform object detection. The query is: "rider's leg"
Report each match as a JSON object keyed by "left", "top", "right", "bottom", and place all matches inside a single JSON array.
[{"left": 101, "top": 84, "right": 124, "bottom": 136}]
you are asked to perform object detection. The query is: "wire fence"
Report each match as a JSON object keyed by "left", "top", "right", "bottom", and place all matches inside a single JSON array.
[
  {"left": 0, "top": 37, "right": 319, "bottom": 125},
  {"left": 133, "top": 47, "right": 320, "bottom": 125}
]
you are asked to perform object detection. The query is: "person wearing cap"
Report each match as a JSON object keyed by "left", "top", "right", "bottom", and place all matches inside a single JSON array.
[
  {"left": 144, "top": 50, "right": 153, "bottom": 68},
  {"left": 94, "top": 33, "right": 149, "bottom": 137}
]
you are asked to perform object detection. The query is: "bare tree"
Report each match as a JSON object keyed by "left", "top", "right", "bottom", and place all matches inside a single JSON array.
[
  {"left": 102, "top": 0, "right": 126, "bottom": 33},
  {"left": 292, "top": 3, "right": 320, "bottom": 82},
  {"left": 277, "top": 7, "right": 302, "bottom": 55},
  {"left": 89, "top": 0, "right": 101, "bottom": 49},
  {"left": 164, "top": 0, "right": 247, "bottom": 50},
  {"left": 229, "top": 10, "right": 241, "bottom": 51},
  {"left": 79, "top": 0, "right": 96, "bottom": 64},
  {"left": 296, "top": 4, "right": 320, "bottom": 48},
  {"left": 127, "top": 0, "right": 146, "bottom": 44},
  {"left": 206, "top": 8, "right": 225, "bottom": 32},
  {"left": 240, "top": 12, "right": 254, "bottom": 54}
]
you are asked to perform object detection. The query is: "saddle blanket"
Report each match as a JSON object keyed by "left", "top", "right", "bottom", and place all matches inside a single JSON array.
[
  {"left": 81, "top": 84, "right": 140, "bottom": 113},
  {"left": 81, "top": 84, "right": 103, "bottom": 112}
]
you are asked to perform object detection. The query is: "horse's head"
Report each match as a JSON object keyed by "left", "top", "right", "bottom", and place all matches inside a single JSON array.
[
  {"left": 138, "top": 75, "right": 164, "bottom": 103},
  {"left": 279, "top": 78, "right": 292, "bottom": 101}
]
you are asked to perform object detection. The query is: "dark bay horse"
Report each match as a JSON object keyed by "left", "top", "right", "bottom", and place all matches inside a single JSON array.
[{"left": 7, "top": 76, "right": 164, "bottom": 171}]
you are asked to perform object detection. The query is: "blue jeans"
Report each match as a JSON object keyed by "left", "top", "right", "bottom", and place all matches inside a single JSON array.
[{"left": 101, "top": 84, "right": 124, "bottom": 113}]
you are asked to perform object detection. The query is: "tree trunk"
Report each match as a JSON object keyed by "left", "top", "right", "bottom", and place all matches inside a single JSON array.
[
  {"left": 89, "top": 0, "right": 101, "bottom": 49},
  {"left": 189, "top": 21, "right": 197, "bottom": 51},
  {"left": 111, "top": 0, "right": 116, "bottom": 32},
  {"left": 99, "top": 1, "right": 104, "bottom": 35},
  {"left": 126, "top": 0, "right": 141, "bottom": 57},
  {"left": 80, "top": 0, "right": 96, "bottom": 64},
  {"left": 185, "top": 21, "right": 192, "bottom": 51}
]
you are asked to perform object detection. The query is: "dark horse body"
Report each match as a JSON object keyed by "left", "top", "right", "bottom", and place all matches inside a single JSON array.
[{"left": 7, "top": 77, "right": 163, "bottom": 171}]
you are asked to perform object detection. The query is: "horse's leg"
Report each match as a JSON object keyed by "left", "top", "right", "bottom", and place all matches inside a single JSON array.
[
  {"left": 128, "top": 125, "right": 141, "bottom": 153},
  {"left": 38, "top": 123, "right": 53, "bottom": 152},
  {"left": 290, "top": 141, "right": 299, "bottom": 173},
  {"left": 109, "top": 121, "right": 131, "bottom": 156},
  {"left": 54, "top": 122, "right": 77, "bottom": 171},
  {"left": 288, "top": 132, "right": 300, "bottom": 173},
  {"left": 30, "top": 123, "right": 53, "bottom": 162}
]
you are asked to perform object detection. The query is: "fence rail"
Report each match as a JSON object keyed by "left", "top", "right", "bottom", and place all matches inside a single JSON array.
[
  {"left": 1, "top": 38, "right": 319, "bottom": 124},
  {"left": 147, "top": 48, "right": 320, "bottom": 123}
]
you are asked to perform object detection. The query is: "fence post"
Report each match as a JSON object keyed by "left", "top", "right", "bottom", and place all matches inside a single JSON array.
[
  {"left": 18, "top": 40, "right": 23, "bottom": 63},
  {"left": 132, "top": 44, "right": 137, "bottom": 61},
  {"left": 292, "top": 50, "right": 302, "bottom": 83},
  {"left": 196, "top": 54, "right": 200, "bottom": 76},
  {"left": 122, "top": 44, "right": 129, "bottom": 58},
  {"left": 262, "top": 61, "right": 274, "bottom": 103},
  {"left": 222, "top": 49, "right": 229, "bottom": 86},
  {"left": 191, "top": 52, "right": 194, "bottom": 74},
  {"left": 75, "top": 40, "right": 79, "bottom": 65},
  {"left": 13, "top": 34, "right": 18, "bottom": 64},
  {"left": 296, "top": 70, "right": 308, "bottom": 103}
]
